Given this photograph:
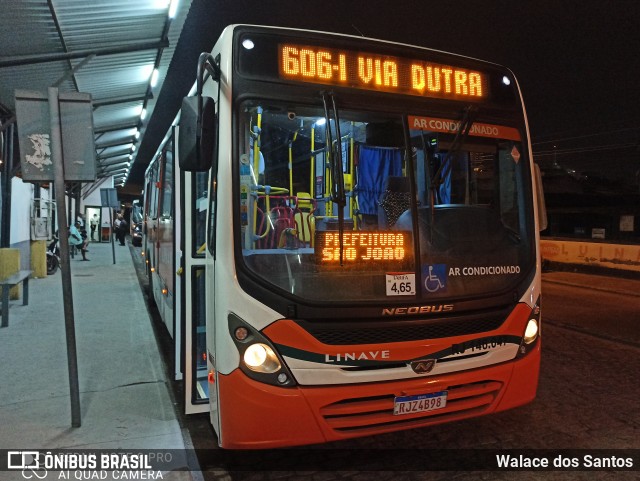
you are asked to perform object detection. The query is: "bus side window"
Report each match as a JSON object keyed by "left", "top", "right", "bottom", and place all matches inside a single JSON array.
[
  {"left": 162, "top": 144, "right": 174, "bottom": 218},
  {"left": 194, "top": 171, "right": 209, "bottom": 256},
  {"left": 207, "top": 173, "right": 217, "bottom": 256},
  {"left": 150, "top": 161, "right": 160, "bottom": 219}
]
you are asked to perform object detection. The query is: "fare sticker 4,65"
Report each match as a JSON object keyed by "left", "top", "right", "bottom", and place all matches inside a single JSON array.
[{"left": 386, "top": 273, "right": 416, "bottom": 296}]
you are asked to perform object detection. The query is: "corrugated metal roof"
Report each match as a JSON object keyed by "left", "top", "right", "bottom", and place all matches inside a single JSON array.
[{"left": 0, "top": 0, "right": 193, "bottom": 186}]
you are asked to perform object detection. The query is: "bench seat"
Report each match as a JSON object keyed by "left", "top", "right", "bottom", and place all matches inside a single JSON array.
[{"left": 1, "top": 269, "right": 33, "bottom": 328}]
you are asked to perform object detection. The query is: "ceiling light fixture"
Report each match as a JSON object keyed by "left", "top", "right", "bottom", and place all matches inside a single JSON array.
[
  {"left": 150, "top": 68, "right": 159, "bottom": 88},
  {"left": 169, "top": 0, "right": 179, "bottom": 19}
]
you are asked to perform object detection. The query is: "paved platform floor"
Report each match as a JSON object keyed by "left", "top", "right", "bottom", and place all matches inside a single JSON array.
[
  {"left": 0, "top": 240, "right": 199, "bottom": 480},
  {"left": 542, "top": 269, "right": 640, "bottom": 298}
]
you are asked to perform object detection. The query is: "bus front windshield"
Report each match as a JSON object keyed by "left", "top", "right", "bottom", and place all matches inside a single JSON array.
[{"left": 237, "top": 99, "right": 534, "bottom": 304}]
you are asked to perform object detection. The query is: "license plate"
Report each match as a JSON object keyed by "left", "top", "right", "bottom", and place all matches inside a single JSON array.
[{"left": 393, "top": 391, "right": 447, "bottom": 415}]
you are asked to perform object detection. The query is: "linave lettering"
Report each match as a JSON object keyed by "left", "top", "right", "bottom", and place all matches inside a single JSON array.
[{"left": 325, "top": 351, "right": 390, "bottom": 362}]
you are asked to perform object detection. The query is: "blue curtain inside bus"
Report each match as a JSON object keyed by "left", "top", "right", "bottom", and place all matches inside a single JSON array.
[{"left": 357, "top": 146, "right": 402, "bottom": 215}]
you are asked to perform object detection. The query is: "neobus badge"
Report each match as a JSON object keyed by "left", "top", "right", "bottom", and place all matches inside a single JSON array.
[
  {"left": 382, "top": 304, "right": 454, "bottom": 315},
  {"left": 410, "top": 359, "right": 437, "bottom": 374}
]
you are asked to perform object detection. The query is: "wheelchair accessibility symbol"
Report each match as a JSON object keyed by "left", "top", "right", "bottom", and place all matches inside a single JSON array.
[{"left": 422, "top": 264, "right": 447, "bottom": 293}]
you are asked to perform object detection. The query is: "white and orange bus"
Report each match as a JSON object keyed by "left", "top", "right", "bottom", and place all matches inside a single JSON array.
[{"left": 143, "top": 25, "right": 546, "bottom": 448}]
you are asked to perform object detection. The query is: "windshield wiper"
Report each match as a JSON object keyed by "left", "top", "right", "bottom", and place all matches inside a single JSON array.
[
  {"left": 431, "top": 105, "right": 476, "bottom": 204},
  {"left": 423, "top": 105, "right": 476, "bottom": 243},
  {"left": 321, "top": 92, "right": 347, "bottom": 265}
]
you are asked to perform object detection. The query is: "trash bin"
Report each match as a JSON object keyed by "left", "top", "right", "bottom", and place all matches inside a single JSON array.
[{"left": 101, "top": 226, "right": 111, "bottom": 242}]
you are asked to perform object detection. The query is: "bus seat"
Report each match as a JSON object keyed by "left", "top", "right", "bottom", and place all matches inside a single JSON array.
[
  {"left": 343, "top": 173, "right": 352, "bottom": 192},
  {"left": 256, "top": 204, "right": 296, "bottom": 249},
  {"left": 294, "top": 214, "right": 315, "bottom": 246},
  {"left": 296, "top": 192, "right": 313, "bottom": 211},
  {"left": 294, "top": 193, "right": 316, "bottom": 245}
]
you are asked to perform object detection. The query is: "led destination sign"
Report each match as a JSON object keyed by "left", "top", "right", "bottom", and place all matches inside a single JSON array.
[
  {"left": 315, "top": 231, "right": 411, "bottom": 265},
  {"left": 279, "top": 44, "right": 488, "bottom": 101}
]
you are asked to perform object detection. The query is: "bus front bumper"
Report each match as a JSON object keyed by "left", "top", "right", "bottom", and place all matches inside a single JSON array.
[{"left": 216, "top": 342, "right": 540, "bottom": 449}]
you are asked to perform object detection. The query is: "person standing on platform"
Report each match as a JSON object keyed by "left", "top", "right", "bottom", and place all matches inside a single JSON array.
[
  {"left": 114, "top": 213, "right": 127, "bottom": 246},
  {"left": 90, "top": 214, "right": 99, "bottom": 241}
]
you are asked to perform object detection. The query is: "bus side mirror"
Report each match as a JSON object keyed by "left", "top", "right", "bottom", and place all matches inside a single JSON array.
[{"left": 178, "top": 96, "right": 216, "bottom": 172}]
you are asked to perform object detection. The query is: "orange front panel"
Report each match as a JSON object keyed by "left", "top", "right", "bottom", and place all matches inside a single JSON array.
[
  {"left": 300, "top": 361, "right": 525, "bottom": 441},
  {"left": 217, "top": 347, "right": 540, "bottom": 448},
  {"left": 495, "top": 338, "right": 541, "bottom": 411},
  {"left": 217, "top": 370, "right": 325, "bottom": 448}
]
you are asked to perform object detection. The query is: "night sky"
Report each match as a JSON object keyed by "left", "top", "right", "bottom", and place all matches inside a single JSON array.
[{"left": 135, "top": 0, "right": 640, "bottom": 187}]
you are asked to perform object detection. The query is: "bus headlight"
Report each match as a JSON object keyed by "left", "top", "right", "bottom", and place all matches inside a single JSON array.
[
  {"left": 243, "top": 343, "right": 281, "bottom": 373},
  {"left": 523, "top": 319, "right": 539, "bottom": 344},
  {"left": 517, "top": 297, "right": 541, "bottom": 359},
  {"left": 228, "top": 313, "right": 296, "bottom": 387}
]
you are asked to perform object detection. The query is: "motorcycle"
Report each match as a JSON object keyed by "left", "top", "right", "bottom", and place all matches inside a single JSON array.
[{"left": 46, "top": 234, "right": 60, "bottom": 275}]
